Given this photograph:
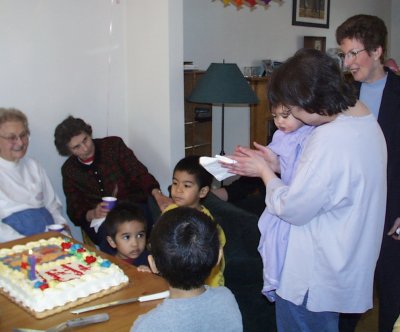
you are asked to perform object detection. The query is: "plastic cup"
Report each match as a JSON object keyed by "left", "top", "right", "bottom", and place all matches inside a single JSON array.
[
  {"left": 47, "top": 224, "right": 65, "bottom": 232},
  {"left": 102, "top": 196, "right": 117, "bottom": 210}
]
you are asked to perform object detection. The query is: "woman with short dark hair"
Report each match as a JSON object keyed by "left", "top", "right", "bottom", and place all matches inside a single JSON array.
[
  {"left": 223, "top": 48, "right": 387, "bottom": 331},
  {"left": 54, "top": 116, "right": 170, "bottom": 248},
  {"left": 336, "top": 14, "right": 400, "bottom": 332}
]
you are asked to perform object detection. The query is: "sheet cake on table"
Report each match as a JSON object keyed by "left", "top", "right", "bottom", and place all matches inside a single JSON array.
[{"left": 0, "top": 236, "right": 129, "bottom": 319}]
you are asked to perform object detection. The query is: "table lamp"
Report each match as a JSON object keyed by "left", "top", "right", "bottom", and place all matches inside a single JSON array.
[{"left": 187, "top": 62, "right": 258, "bottom": 155}]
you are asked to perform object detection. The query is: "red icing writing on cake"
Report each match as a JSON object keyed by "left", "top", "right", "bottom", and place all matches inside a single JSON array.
[{"left": 41, "top": 262, "right": 91, "bottom": 282}]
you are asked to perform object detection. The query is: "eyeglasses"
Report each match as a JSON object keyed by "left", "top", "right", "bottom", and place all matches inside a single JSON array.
[
  {"left": 338, "top": 49, "right": 367, "bottom": 61},
  {"left": 0, "top": 132, "right": 30, "bottom": 144}
]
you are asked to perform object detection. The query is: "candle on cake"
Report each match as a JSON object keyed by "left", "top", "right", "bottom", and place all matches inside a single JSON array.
[
  {"left": 27, "top": 250, "right": 37, "bottom": 280},
  {"left": 21, "top": 252, "right": 28, "bottom": 277}
]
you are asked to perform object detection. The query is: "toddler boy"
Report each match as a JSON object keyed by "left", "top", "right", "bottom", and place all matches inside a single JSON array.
[{"left": 104, "top": 201, "right": 150, "bottom": 271}]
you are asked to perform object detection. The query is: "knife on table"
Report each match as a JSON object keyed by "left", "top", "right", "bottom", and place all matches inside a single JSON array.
[
  {"left": 70, "top": 290, "right": 170, "bottom": 314},
  {"left": 13, "top": 313, "right": 110, "bottom": 332}
]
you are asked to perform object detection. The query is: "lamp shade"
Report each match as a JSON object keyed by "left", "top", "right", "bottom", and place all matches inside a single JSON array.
[{"left": 187, "top": 63, "right": 258, "bottom": 105}]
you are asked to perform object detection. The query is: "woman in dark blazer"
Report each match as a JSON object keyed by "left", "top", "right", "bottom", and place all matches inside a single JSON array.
[{"left": 337, "top": 14, "right": 400, "bottom": 332}]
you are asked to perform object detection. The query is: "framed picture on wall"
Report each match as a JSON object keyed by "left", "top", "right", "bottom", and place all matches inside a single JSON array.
[
  {"left": 304, "top": 36, "right": 326, "bottom": 52},
  {"left": 292, "top": 0, "right": 330, "bottom": 29}
]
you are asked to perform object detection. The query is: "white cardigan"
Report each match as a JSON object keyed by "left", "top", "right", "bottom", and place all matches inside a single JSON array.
[{"left": 0, "top": 156, "right": 67, "bottom": 242}]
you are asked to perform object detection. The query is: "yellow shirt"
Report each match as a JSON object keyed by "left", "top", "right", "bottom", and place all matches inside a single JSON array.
[
  {"left": 163, "top": 203, "right": 226, "bottom": 287},
  {"left": 393, "top": 315, "right": 400, "bottom": 332}
]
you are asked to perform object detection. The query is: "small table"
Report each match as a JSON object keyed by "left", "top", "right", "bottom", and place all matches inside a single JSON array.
[{"left": 0, "top": 232, "right": 168, "bottom": 332}]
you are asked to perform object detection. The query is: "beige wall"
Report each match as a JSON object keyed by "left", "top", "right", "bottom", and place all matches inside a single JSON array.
[{"left": 390, "top": 1, "right": 400, "bottom": 60}]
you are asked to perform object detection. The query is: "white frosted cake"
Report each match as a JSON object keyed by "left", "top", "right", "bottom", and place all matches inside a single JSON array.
[{"left": 0, "top": 237, "right": 129, "bottom": 318}]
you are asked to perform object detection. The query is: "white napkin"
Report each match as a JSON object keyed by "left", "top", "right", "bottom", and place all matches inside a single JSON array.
[
  {"left": 90, "top": 217, "right": 105, "bottom": 233},
  {"left": 199, "top": 155, "right": 237, "bottom": 181}
]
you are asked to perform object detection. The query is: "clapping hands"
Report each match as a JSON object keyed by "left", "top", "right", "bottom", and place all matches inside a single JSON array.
[{"left": 220, "top": 142, "right": 279, "bottom": 183}]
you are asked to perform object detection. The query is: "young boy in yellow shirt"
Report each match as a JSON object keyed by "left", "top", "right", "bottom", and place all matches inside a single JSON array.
[{"left": 164, "top": 155, "right": 226, "bottom": 287}]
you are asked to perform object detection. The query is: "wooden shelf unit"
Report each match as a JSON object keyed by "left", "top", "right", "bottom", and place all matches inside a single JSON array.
[
  {"left": 247, "top": 76, "right": 276, "bottom": 146},
  {"left": 184, "top": 70, "right": 213, "bottom": 156}
]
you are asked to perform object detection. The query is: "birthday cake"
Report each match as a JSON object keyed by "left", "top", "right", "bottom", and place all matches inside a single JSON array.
[{"left": 0, "top": 237, "right": 129, "bottom": 318}]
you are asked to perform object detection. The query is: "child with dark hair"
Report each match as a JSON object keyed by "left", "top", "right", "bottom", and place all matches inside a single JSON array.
[
  {"left": 130, "top": 207, "right": 242, "bottom": 332},
  {"left": 168, "top": 155, "right": 214, "bottom": 208},
  {"left": 104, "top": 201, "right": 150, "bottom": 272},
  {"left": 164, "top": 155, "right": 226, "bottom": 287}
]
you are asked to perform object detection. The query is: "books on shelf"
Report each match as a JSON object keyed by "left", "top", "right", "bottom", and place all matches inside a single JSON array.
[{"left": 184, "top": 61, "right": 199, "bottom": 71}]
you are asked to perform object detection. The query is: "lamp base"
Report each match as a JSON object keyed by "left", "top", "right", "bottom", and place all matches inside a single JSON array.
[{"left": 220, "top": 103, "right": 225, "bottom": 156}]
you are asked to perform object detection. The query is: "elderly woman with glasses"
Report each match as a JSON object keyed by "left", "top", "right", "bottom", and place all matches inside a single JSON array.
[
  {"left": 336, "top": 14, "right": 400, "bottom": 332},
  {"left": 0, "top": 108, "right": 68, "bottom": 242}
]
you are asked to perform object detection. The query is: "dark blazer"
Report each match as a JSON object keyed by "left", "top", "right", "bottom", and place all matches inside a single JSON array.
[
  {"left": 354, "top": 68, "right": 400, "bottom": 234},
  {"left": 62, "top": 136, "right": 160, "bottom": 244},
  {"left": 355, "top": 68, "right": 400, "bottom": 331}
]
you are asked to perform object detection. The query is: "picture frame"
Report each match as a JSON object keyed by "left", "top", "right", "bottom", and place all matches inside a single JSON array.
[
  {"left": 304, "top": 36, "right": 326, "bottom": 52},
  {"left": 292, "top": 0, "right": 330, "bottom": 29}
]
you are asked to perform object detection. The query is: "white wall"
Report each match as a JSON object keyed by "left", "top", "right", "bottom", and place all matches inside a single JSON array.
[
  {"left": 390, "top": 1, "right": 400, "bottom": 60},
  {"left": 183, "top": 0, "right": 393, "bottom": 155},
  {"left": 126, "top": 0, "right": 184, "bottom": 195},
  {"left": 0, "top": 0, "right": 183, "bottom": 239}
]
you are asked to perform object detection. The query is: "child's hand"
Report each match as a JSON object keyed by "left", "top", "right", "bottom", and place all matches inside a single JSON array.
[
  {"left": 137, "top": 265, "right": 152, "bottom": 273},
  {"left": 253, "top": 142, "right": 280, "bottom": 173}
]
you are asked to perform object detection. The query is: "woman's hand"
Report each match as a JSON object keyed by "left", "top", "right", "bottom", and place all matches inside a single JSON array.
[
  {"left": 387, "top": 217, "right": 400, "bottom": 240},
  {"left": 86, "top": 202, "right": 109, "bottom": 222},
  {"left": 253, "top": 142, "right": 280, "bottom": 173},
  {"left": 221, "top": 145, "right": 278, "bottom": 185}
]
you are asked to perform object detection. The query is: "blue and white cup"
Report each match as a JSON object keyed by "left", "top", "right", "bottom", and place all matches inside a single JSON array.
[{"left": 102, "top": 196, "right": 117, "bottom": 210}]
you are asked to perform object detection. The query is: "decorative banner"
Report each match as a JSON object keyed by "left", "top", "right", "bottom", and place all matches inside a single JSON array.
[
  {"left": 220, "top": 0, "right": 275, "bottom": 8},
  {"left": 246, "top": 0, "right": 257, "bottom": 6}
]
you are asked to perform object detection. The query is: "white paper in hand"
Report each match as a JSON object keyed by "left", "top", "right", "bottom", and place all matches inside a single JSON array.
[{"left": 199, "top": 155, "right": 237, "bottom": 181}]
